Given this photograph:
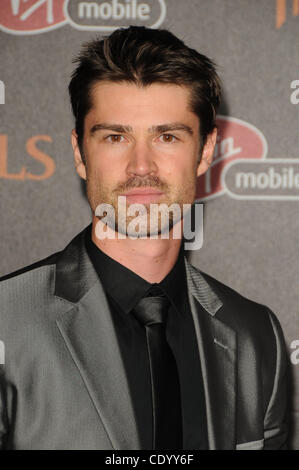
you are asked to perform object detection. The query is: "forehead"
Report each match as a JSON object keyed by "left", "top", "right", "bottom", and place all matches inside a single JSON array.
[{"left": 86, "top": 81, "right": 199, "bottom": 127}]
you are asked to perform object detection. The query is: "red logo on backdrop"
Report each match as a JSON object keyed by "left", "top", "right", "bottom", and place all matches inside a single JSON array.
[
  {"left": 0, "top": 0, "right": 66, "bottom": 34},
  {"left": 196, "top": 116, "right": 268, "bottom": 201}
]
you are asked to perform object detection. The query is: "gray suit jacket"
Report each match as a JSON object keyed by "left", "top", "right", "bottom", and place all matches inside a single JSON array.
[{"left": 0, "top": 225, "right": 288, "bottom": 449}]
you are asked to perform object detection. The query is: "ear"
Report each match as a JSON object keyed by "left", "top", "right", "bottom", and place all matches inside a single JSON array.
[
  {"left": 196, "top": 127, "right": 217, "bottom": 177},
  {"left": 71, "top": 129, "right": 86, "bottom": 180}
]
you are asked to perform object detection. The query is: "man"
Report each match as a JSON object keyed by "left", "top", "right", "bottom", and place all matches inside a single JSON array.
[{"left": 0, "top": 26, "right": 288, "bottom": 450}]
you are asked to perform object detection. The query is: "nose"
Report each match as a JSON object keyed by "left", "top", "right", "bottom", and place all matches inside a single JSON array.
[{"left": 126, "top": 141, "right": 158, "bottom": 177}]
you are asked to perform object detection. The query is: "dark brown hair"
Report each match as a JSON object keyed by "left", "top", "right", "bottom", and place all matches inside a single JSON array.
[{"left": 68, "top": 26, "right": 221, "bottom": 157}]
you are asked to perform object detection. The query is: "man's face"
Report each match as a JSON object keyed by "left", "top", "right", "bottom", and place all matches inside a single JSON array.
[{"left": 72, "top": 81, "right": 216, "bottom": 237}]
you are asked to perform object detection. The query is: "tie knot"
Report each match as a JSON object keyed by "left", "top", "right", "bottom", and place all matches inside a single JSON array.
[{"left": 133, "top": 294, "right": 170, "bottom": 327}]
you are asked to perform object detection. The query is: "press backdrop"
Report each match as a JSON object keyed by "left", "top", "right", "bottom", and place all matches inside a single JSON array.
[{"left": 0, "top": 0, "right": 298, "bottom": 449}]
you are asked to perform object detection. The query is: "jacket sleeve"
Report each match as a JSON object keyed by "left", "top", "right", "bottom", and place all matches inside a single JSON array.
[{"left": 263, "top": 308, "right": 289, "bottom": 450}]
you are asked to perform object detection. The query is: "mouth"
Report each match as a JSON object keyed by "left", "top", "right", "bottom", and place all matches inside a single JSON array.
[{"left": 120, "top": 188, "right": 165, "bottom": 204}]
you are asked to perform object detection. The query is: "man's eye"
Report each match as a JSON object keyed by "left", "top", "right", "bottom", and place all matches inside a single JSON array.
[
  {"left": 106, "top": 135, "right": 125, "bottom": 143},
  {"left": 159, "top": 134, "right": 177, "bottom": 143}
]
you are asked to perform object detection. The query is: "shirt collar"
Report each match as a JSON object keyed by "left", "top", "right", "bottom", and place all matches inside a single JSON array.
[{"left": 85, "top": 224, "right": 188, "bottom": 315}]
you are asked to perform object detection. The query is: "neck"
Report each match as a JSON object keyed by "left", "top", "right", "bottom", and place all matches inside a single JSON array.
[{"left": 90, "top": 215, "right": 183, "bottom": 283}]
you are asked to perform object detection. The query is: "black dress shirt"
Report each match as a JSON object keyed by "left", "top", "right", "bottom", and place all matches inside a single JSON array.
[{"left": 85, "top": 224, "right": 208, "bottom": 449}]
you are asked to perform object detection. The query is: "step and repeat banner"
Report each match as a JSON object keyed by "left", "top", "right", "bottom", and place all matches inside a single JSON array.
[{"left": 0, "top": 0, "right": 298, "bottom": 449}]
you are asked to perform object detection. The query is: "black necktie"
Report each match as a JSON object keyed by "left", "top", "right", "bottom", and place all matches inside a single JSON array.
[{"left": 132, "top": 288, "right": 183, "bottom": 449}]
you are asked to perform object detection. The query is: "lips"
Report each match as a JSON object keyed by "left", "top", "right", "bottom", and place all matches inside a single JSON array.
[{"left": 120, "top": 188, "right": 164, "bottom": 204}]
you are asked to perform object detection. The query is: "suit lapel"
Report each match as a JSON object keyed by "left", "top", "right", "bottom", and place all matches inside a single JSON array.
[
  {"left": 54, "top": 226, "right": 141, "bottom": 449},
  {"left": 185, "top": 259, "right": 237, "bottom": 449}
]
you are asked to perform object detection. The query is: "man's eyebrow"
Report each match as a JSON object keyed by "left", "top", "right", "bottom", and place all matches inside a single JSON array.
[
  {"left": 89, "top": 122, "right": 194, "bottom": 136},
  {"left": 89, "top": 123, "right": 133, "bottom": 134},
  {"left": 149, "top": 123, "right": 194, "bottom": 136}
]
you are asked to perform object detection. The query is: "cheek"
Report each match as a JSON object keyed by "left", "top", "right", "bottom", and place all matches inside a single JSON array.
[
  {"left": 86, "top": 162, "right": 124, "bottom": 198},
  {"left": 85, "top": 154, "right": 114, "bottom": 180},
  {"left": 164, "top": 160, "right": 197, "bottom": 182}
]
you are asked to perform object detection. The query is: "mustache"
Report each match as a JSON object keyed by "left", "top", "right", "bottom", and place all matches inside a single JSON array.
[{"left": 114, "top": 176, "right": 169, "bottom": 193}]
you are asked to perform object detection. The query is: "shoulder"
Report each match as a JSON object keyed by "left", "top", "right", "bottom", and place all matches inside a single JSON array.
[
  {"left": 0, "top": 251, "right": 60, "bottom": 295},
  {"left": 0, "top": 224, "right": 90, "bottom": 312},
  {"left": 0, "top": 252, "right": 59, "bottom": 283},
  {"left": 187, "top": 262, "right": 286, "bottom": 350},
  {"left": 0, "top": 224, "right": 88, "bottom": 288},
  {"left": 0, "top": 251, "right": 62, "bottom": 317}
]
